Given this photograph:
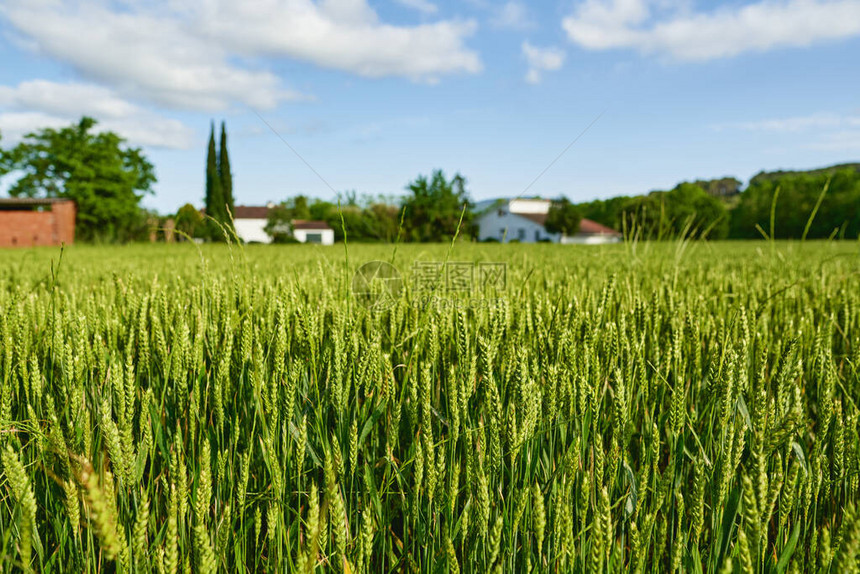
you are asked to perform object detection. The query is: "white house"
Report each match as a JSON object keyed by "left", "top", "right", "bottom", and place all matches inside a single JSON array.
[
  {"left": 291, "top": 220, "right": 335, "bottom": 245},
  {"left": 231, "top": 205, "right": 335, "bottom": 245},
  {"left": 474, "top": 198, "right": 622, "bottom": 244},
  {"left": 232, "top": 205, "right": 271, "bottom": 243}
]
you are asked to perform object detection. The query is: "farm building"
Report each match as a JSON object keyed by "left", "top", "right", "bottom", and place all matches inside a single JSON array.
[
  {"left": 231, "top": 204, "right": 334, "bottom": 245},
  {"left": 474, "top": 198, "right": 621, "bottom": 244},
  {"left": 291, "top": 220, "right": 335, "bottom": 245},
  {"left": 0, "top": 198, "right": 76, "bottom": 247},
  {"left": 232, "top": 205, "right": 271, "bottom": 243}
]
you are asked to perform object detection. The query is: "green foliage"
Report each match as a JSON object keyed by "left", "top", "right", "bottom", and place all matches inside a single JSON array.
[
  {"left": 266, "top": 195, "right": 402, "bottom": 243},
  {"left": 401, "top": 170, "right": 472, "bottom": 241},
  {"left": 578, "top": 195, "right": 632, "bottom": 231},
  {"left": 0, "top": 241, "right": 857, "bottom": 573},
  {"left": 264, "top": 200, "right": 297, "bottom": 243},
  {"left": 205, "top": 122, "right": 224, "bottom": 225},
  {"left": 203, "top": 121, "right": 236, "bottom": 240},
  {"left": 578, "top": 182, "right": 728, "bottom": 240},
  {"left": 544, "top": 196, "right": 583, "bottom": 236},
  {"left": 664, "top": 182, "right": 730, "bottom": 239},
  {"left": 692, "top": 177, "right": 742, "bottom": 198},
  {"left": 578, "top": 164, "right": 860, "bottom": 241},
  {"left": 317, "top": 201, "right": 402, "bottom": 243},
  {"left": 219, "top": 121, "right": 233, "bottom": 220},
  {"left": 174, "top": 203, "right": 204, "bottom": 239},
  {"left": 731, "top": 166, "right": 860, "bottom": 239},
  {"left": 0, "top": 117, "right": 155, "bottom": 242}
]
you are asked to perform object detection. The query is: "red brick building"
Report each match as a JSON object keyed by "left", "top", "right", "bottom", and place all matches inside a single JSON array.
[{"left": 0, "top": 198, "right": 76, "bottom": 247}]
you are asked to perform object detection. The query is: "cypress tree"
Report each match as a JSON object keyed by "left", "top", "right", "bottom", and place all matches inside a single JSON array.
[
  {"left": 205, "top": 121, "right": 223, "bottom": 227},
  {"left": 219, "top": 121, "right": 234, "bottom": 223}
]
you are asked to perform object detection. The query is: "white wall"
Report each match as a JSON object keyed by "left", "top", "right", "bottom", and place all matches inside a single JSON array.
[
  {"left": 294, "top": 228, "right": 335, "bottom": 245},
  {"left": 561, "top": 234, "right": 622, "bottom": 245},
  {"left": 475, "top": 210, "right": 559, "bottom": 243},
  {"left": 234, "top": 218, "right": 271, "bottom": 243},
  {"left": 509, "top": 199, "right": 550, "bottom": 214}
]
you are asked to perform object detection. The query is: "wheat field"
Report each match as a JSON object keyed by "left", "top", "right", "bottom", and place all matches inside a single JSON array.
[{"left": 0, "top": 241, "right": 859, "bottom": 573}]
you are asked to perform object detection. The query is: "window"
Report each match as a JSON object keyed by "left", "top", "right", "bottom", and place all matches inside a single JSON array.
[
  {"left": 535, "top": 230, "right": 540, "bottom": 241},
  {"left": 500, "top": 228, "right": 507, "bottom": 240},
  {"left": 306, "top": 233, "right": 323, "bottom": 244},
  {"left": 517, "top": 228, "right": 525, "bottom": 241}
]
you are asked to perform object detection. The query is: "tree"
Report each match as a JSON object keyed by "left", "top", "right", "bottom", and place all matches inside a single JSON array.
[
  {"left": 264, "top": 195, "right": 313, "bottom": 243},
  {"left": 577, "top": 196, "right": 631, "bottom": 231},
  {"left": 204, "top": 122, "right": 224, "bottom": 235},
  {"left": 693, "top": 177, "right": 742, "bottom": 198},
  {"left": 544, "top": 197, "right": 583, "bottom": 236},
  {"left": 263, "top": 202, "right": 297, "bottom": 243},
  {"left": 401, "top": 170, "right": 472, "bottom": 242},
  {"left": 219, "top": 121, "right": 234, "bottom": 220},
  {"left": 577, "top": 182, "right": 728, "bottom": 240},
  {"left": 665, "top": 183, "right": 729, "bottom": 239},
  {"left": 0, "top": 117, "right": 155, "bottom": 242},
  {"left": 291, "top": 195, "right": 311, "bottom": 221},
  {"left": 174, "top": 203, "right": 204, "bottom": 239},
  {"left": 731, "top": 165, "right": 860, "bottom": 239}
]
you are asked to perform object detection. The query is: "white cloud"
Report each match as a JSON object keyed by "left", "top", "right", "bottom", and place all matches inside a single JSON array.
[
  {"left": 0, "top": 80, "right": 195, "bottom": 149},
  {"left": 1, "top": 0, "right": 480, "bottom": 113},
  {"left": 562, "top": 0, "right": 860, "bottom": 60},
  {"left": 394, "top": 0, "right": 439, "bottom": 15},
  {"left": 197, "top": 1, "right": 481, "bottom": 81},
  {"left": 491, "top": 2, "right": 536, "bottom": 30},
  {"left": 715, "top": 111, "right": 860, "bottom": 153},
  {"left": 522, "top": 42, "right": 566, "bottom": 84},
  {"left": 810, "top": 130, "right": 860, "bottom": 151},
  {"left": 0, "top": 112, "right": 69, "bottom": 146},
  {"left": 1, "top": 1, "right": 308, "bottom": 111},
  {"left": 717, "top": 112, "right": 860, "bottom": 132}
]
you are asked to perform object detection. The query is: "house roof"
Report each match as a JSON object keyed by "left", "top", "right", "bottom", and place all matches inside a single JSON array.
[
  {"left": 232, "top": 205, "right": 270, "bottom": 219},
  {"left": 292, "top": 220, "right": 332, "bottom": 231},
  {"left": 0, "top": 197, "right": 74, "bottom": 206},
  {"left": 510, "top": 212, "right": 621, "bottom": 236},
  {"left": 578, "top": 219, "right": 622, "bottom": 236}
]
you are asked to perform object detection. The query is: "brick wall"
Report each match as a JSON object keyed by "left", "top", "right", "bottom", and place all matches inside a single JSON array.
[
  {"left": 0, "top": 201, "right": 76, "bottom": 247},
  {"left": 51, "top": 201, "right": 76, "bottom": 245}
]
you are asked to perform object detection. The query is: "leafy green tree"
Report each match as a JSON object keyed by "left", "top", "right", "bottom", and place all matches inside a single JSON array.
[
  {"left": 594, "top": 183, "right": 728, "bottom": 240},
  {"left": 0, "top": 117, "right": 155, "bottom": 242},
  {"left": 264, "top": 195, "right": 314, "bottom": 243},
  {"left": 308, "top": 200, "right": 364, "bottom": 242},
  {"left": 401, "top": 170, "right": 472, "bottom": 242},
  {"left": 219, "top": 121, "right": 234, "bottom": 221},
  {"left": 291, "top": 195, "right": 312, "bottom": 221},
  {"left": 665, "top": 183, "right": 730, "bottom": 239},
  {"left": 174, "top": 203, "right": 204, "bottom": 239},
  {"left": 365, "top": 203, "right": 402, "bottom": 242},
  {"left": 578, "top": 196, "right": 631, "bottom": 231},
  {"left": 731, "top": 165, "right": 860, "bottom": 239},
  {"left": 204, "top": 122, "right": 224, "bottom": 236},
  {"left": 309, "top": 199, "right": 336, "bottom": 223},
  {"left": 264, "top": 195, "right": 401, "bottom": 243},
  {"left": 545, "top": 197, "right": 583, "bottom": 236},
  {"left": 263, "top": 203, "right": 298, "bottom": 243},
  {"left": 693, "top": 177, "right": 742, "bottom": 198},
  {"left": 618, "top": 193, "right": 670, "bottom": 239}
]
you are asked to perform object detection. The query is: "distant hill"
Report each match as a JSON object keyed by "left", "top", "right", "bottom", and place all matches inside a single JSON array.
[
  {"left": 749, "top": 163, "right": 860, "bottom": 186},
  {"left": 732, "top": 162, "right": 860, "bottom": 239},
  {"left": 573, "top": 161, "right": 860, "bottom": 240}
]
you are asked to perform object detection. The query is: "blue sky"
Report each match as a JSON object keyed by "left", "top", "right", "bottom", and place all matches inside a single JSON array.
[{"left": 1, "top": 0, "right": 859, "bottom": 214}]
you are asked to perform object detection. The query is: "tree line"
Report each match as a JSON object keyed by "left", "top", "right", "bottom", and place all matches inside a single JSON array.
[
  {"left": 1, "top": 117, "right": 858, "bottom": 243},
  {"left": 577, "top": 164, "right": 860, "bottom": 240}
]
